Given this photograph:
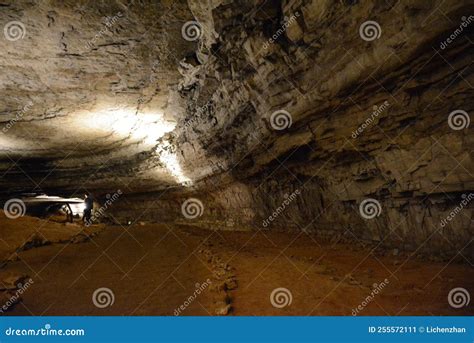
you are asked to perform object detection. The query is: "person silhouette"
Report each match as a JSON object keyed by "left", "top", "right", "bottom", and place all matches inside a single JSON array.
[{"left": 83, "top": 193, "right": 94, "bottom": 225}]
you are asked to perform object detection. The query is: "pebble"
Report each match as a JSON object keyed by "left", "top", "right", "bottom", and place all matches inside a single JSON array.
[
  {"left": 215, "top": 304, "right": 231, "bottom": 316},
  {"left": 0, "top": 274, "right": 28, "bottom": 291}
]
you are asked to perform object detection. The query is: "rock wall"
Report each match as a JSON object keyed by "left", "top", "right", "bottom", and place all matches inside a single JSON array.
[
  {"left": 1, "top": 0, "right": 472, "bottom": 259},
  {"left": 108, "top": 0, "right": 473, "bottom": 259}
]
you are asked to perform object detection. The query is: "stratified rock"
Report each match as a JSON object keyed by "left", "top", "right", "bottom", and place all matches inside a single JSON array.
[{"left": 0, "top": 0, "right": 472, "bottom": 261}]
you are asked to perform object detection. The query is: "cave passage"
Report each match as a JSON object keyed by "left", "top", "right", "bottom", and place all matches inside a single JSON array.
[{"left": 0, "top": 0, "right": 472, "bottom": 317}]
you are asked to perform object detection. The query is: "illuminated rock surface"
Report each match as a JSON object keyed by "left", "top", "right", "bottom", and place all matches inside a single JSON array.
[{"left": 0, "top": 1, "right": 472, "bottom": 270}]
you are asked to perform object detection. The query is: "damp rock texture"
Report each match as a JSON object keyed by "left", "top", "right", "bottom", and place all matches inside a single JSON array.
[{"left": 0, "top": 0, "right": 473, "bottom": 258}]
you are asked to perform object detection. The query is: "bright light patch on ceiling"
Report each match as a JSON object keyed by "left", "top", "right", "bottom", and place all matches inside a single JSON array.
[
  {"left": 80, "top": 107, "right": 192, "bottom": 186},
  {"left": 83, "top": 108, "right": 176, "bottom": 146},
  {"left": 159, "top": 149, "right": 192, "bottom": 185}
]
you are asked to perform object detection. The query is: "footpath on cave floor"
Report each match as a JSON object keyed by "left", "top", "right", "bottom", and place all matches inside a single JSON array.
[{"left": 1, "top": 213, "right": 472, "bottom": 316}]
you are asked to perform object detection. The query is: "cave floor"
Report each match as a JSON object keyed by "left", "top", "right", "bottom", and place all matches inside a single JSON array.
[{"left": 1, "top": 222, "right": 472, "bottom": 316}]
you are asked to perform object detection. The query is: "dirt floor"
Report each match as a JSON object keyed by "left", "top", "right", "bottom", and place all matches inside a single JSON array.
[{"left": 0, "top": 213, "right": 473, "bottom": 316}]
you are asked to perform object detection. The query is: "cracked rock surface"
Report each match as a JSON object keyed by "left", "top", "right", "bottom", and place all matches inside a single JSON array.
[{"left": 0, "top": 0, "right": 473, "bottom": 258}]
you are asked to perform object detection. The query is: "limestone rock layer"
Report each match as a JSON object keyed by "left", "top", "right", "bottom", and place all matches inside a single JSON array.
[{"left": 0, "top": 0, "right": 472, "bottom": 258}]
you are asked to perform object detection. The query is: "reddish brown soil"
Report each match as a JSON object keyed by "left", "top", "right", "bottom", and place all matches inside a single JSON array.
[
  {"left": 200, "top": 228, "right": 473, "bottom": 316},
  {"left": 1, "top": 216, "right": 472, "bottom": 316}
]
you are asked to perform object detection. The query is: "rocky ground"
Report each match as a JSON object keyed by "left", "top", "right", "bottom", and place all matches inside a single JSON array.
[
  {"left": 0, "top": 211, "right": 101, "bottom": 266},
  {"left": 0, "top": 211, "right": 102, "bottom": 313},
  {"left": 1, "top": 214, "right": 472, "bottom": 316}
]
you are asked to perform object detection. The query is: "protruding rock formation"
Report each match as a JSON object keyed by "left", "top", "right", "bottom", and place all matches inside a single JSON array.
[{"left": 1, "top": 0, "right": 472, "bottom": 259}]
